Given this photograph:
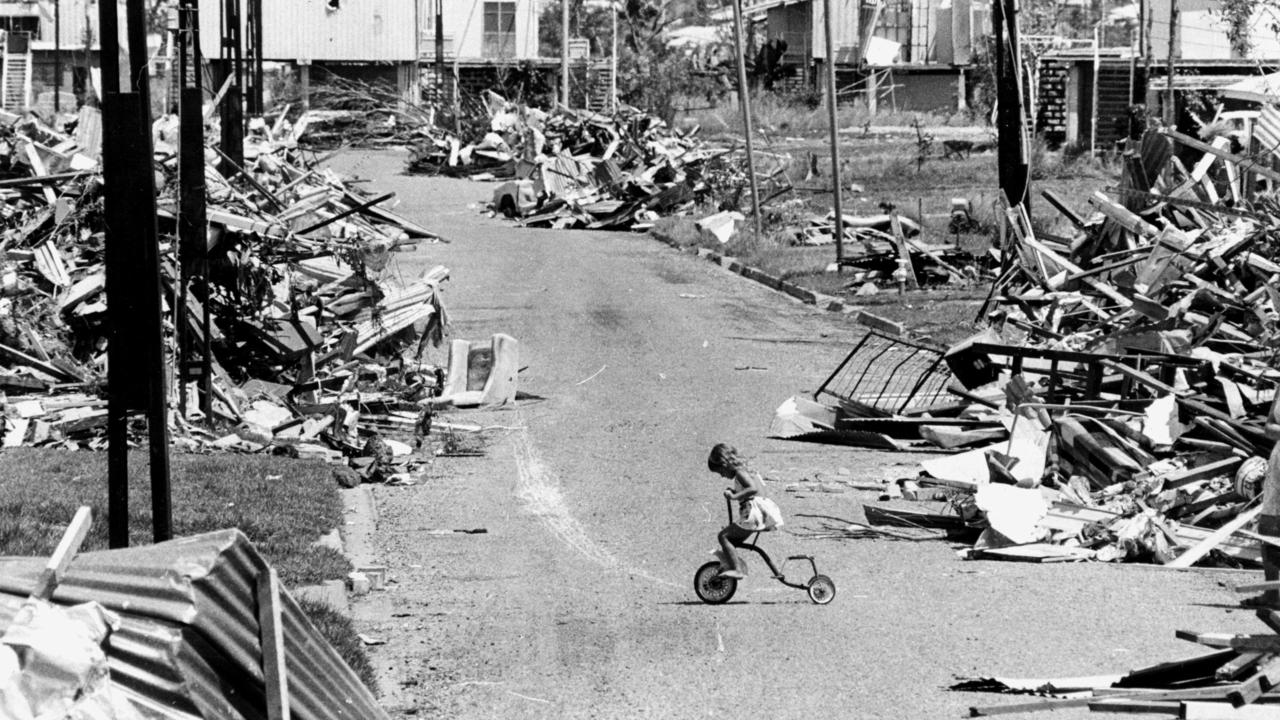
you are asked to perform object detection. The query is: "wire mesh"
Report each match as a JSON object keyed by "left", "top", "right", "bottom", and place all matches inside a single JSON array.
[{"left": 815, "top": 330, "right": 954, "bottom": 414}]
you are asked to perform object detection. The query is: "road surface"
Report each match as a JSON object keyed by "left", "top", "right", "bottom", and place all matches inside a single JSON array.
[{"left": 332, "top": 149, "right": 1255, "bottom": 719}]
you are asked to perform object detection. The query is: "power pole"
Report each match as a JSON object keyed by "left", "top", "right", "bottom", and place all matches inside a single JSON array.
[
  {"left": 53, "top": 0, "right": 60, "bottom": 112},
  {"left": 1164, "top": 0, "right": 1177, "bottom": 125},
  {"left": 178, "top": 0, "right": 211, "bottom": 423},
  {"left": 220, "top": 0, "right": 244, "bottom": 174},
  {"left": 435, "top": 0, "right": 444, "bottom": 100},
  {"left": 822, "top": 0, "right": 844, "bottom": 272},
  {"left": 561, "top": 0, "right": 570, "bottom": 106},
  {"left": 730, "top": 0, "right": 762, "bottom": 239},
  {"left": 993, "top": 0, "right": 1030, "bottom": 210},
  {"left": 610, "top": 1, "right": 618, "bottom": 112},
  {"left": 99, "top": 0, "right": 172, "bottom": 548}
]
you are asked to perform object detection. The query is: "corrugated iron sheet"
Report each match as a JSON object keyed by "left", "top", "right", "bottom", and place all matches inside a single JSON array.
[
  {"left": 1256, "top": 105, "right": 1280, "bottom": 159},
  {"left": 0, "top": 530, "right": 386, "bottom": 720}
]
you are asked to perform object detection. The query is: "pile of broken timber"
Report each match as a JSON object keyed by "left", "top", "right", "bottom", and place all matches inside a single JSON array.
[
  {"left": 0, "top": 105, "right": 452, "bottom": 471},
  {"left": 797, "top": 211, "right": 985, "bottom": 287},
  {"left": 957, "top": 588, "right": 1280, "bottom": 718},
  {"left": 778, "top": 121, "right": 1280, "bottom": 568},
  {"left": 290, "top": 75, "right": 439, "bottom": 148},
  {"left": 408, "top": 92, "right": 765, "bottom": 231}
]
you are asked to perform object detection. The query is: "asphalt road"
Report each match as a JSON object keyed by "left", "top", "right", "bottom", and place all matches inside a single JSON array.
[{"left": 333, "top": 149, "right": 1259, "bottom": 720}]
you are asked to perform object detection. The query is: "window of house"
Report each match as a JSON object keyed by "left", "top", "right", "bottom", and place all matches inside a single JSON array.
[
  {"left": 0, "top": 16, "right": 40, "bottom": 39},
  {"left": 483, "top": 2, "right": 516, "bottom": 58},
  {"left": 875, "top": 0, "right": 912, "bottom": 62}
]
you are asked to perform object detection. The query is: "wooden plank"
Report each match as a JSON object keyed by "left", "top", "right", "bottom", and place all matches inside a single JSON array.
[
  {"left": 1162, "top": 458, "right": 1246, "bottom": 489},
  {"left": 972, "top": 686, "right": 1247, "bottom": 717},
  {"left": 30, "top": 506, "right": 92, "bottom": 600},
  {"left": 1020, "top": 231, "right": 1134, "bottom": 307},
  {"left": 256, "top": 567, "right": 290, "bottom": 720},
  {"left": 889, "top": 213, "right": 920, "bottom": 290},
  {"left": 1237, "top": 582, "right": 1280, "bottom": 594},
  {"left": 23, "top": 142, "right": 58, "bottom": 205},
  {"left": 1162, "top": 129, "right": 1280, "bottom": 184},
  {"left": 1228, "top": 654, "right": 1280, "bottom": 706},
  {"left": 1256, "top": 609, "right": 1280, "bottom": 636},
  {"left": 1183, "top": 701, "right": 1280, "bottom": 719},
  {"left": 1167, "top": 506, "right": 1263, "bottom": 568},
  {"left": 0, "top": 340, "right": 81, "bottom": 382},
  {"left": 1175, "top": 631, "right": 1280, "bottom": 652},
  {"left": 1218, "top": 653, "right": 1272, "bottom": 682}
]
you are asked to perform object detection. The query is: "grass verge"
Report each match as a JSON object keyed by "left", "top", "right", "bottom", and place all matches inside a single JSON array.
[
  {"left": 0, "top": 448, "right": 373, "bottom": 691},
  {"left": 298, "top": 597, "right": 379, "bottom": 692},
  {"left": 0, "top": 449, "right": 350, "bottom": 585}
]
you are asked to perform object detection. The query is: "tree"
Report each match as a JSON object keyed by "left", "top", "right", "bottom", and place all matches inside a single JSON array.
[
  {"left": 538, "top": 0, "right": 727, "bottom": 121},
  {"left": 1218, "top": 0, "right": 1280, "bottom": 56}
]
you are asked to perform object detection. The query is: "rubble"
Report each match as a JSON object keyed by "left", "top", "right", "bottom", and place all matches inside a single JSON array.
[
  {"left": 774, "top": 120, "right": 1280, "bottom": 568},
  {"left": 407, "top": 93, "right": 786, "bottom": 231},
  {"left": 955, "top": 597, "right": 1280, "bottom": 716},
  {"left": 0, "top": 104, "right": 502, "bottom": 480}
]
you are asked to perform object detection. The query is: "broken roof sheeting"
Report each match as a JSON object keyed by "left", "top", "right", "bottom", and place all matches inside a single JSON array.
[{"left": 0, "top": 530, "right": 386, "bottom": 720}]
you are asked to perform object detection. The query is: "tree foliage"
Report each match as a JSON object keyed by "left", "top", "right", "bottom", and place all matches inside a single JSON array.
[{"left": 538, "top": 0, "right": 727, "bottom": 121}]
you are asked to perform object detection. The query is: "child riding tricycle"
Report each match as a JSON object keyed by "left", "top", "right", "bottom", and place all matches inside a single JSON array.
[{"left": 693, "top": 444, "right": 835, "bottom": 605}]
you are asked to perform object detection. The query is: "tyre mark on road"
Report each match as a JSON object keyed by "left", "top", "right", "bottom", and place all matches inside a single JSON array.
[{"left": 512, "top": 427, "right": 679, "bottom": 589}]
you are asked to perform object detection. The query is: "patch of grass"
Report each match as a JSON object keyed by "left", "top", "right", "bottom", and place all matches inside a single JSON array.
[
  {"left": 297, "top": 597, "right": 378, "bottom": 694},
  {"left": 0, "top": 449, "right": 349, "bottom": 587},
  {"left": 852, "top": 295, "right": 987, "bottom": 347},
  {"left": 680, "top": 96, "right": 976, "bottom": 138}
]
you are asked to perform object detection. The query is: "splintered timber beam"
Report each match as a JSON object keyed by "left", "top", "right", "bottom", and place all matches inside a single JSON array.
[
  {"left": 1175, "top": 631, "right": 1280, "bottom": 653},
  {"left": 1162, "top": 128, "right": 1280, "bottom": 184},
  {"left": 1229, "top": 655, "right": 1280, "bottom": 707}
]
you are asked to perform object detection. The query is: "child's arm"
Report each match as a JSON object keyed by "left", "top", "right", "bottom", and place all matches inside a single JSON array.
[{"left": 722, "top": 469, "right": 760, "bottom": 500}]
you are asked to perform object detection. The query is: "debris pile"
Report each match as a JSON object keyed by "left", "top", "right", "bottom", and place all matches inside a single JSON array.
[
  {"left": 955, "top": 595, "right": 1280, "bottom": 716},
  {"left": 406, "top": 91, "right": 536, "bottom": 179},
  {"left": 0, "top": 106, "right": 480, "bottom": 475},
  {"left": 408, "top": 93, "right": 769, "bottom": 231},
  {"left": 292, "top": 76, "right": 438, "bottom": 148},
  {"left": 773, "top": 124, "right": 1280, "bottom": 567},
  {"left": 0, "top": 517, "right": 388, "bottom": 720}
]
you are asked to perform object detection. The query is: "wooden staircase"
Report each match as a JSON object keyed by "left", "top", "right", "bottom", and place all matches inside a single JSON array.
[{"left": 0, "top": 32, "right": 32, "bottom": 111}]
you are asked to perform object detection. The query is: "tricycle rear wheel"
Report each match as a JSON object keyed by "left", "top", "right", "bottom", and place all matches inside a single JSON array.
[
  {"left": 694, "top": 561, "right": 737, "bottom": 604},
  {"left": 807, "top": 574, "right": 836, "bottom": 605}
]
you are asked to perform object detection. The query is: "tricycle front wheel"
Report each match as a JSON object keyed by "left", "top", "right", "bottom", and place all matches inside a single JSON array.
[
  {"left": 694, "top": 561, "right": 737, "bottom": 604},
  {"left": 807, "top": 574, "right": 836, "bottom": 605}
]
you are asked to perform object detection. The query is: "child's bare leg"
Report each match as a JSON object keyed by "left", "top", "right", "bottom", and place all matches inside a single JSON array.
[{"left": 717, "top": 527, "right": 742, "bottom": 572}]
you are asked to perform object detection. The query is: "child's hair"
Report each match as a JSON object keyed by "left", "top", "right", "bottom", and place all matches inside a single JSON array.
[{"left": 707, "top": 443, "right": 744, "bottom": 473}]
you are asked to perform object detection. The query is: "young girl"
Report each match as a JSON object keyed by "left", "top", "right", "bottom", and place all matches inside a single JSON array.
[{"left": 708, "top": 443, "right": 784, "bottom": 579}]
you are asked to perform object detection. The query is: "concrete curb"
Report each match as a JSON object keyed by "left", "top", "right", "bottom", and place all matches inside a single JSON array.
[
  {"left": 651, "top": 229, "right": 851, "bottom": 313},
  {"left": 294, "top": 484, "right": 380, "bottom": 615}
]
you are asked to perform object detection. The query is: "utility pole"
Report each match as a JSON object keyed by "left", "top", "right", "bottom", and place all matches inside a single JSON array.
[
  {"left": 561, "top": 0, "right": 570, "bottom": 106},
  {"left": 1164, "top": 0, "right": 1177, "bottom": 125},
  {"left": 178, "top": 0, "right": 211, "bottom": 423},
  {"left": 610, "top": 0, "right": 618, "bottom": 112},
  {"left": 53, "top": 0, "right": 60, "bottom": 112},
  {"left": 246, "top": 0, "right": 264, "bottom": 116},
  {"left": 993, "top": 0, "right": 1030, "bottom": 210},
  {"left": 220, "top": 0, "right": 244, "bottom": 174},
  {"left": 730, "top": 0, "right": 762, "bottom": 240},
  {"left": 435, "top": 0, "right": 444, "bottom": 101},
  {"left": 1091, "top": 24, "right": 1100, "bottom": 155},
  {"left": 822, "top": 0, "right": 844, "bottom": 272},
  {"left": 99, "top": 0, "right": 172, "bottom": 548}
]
